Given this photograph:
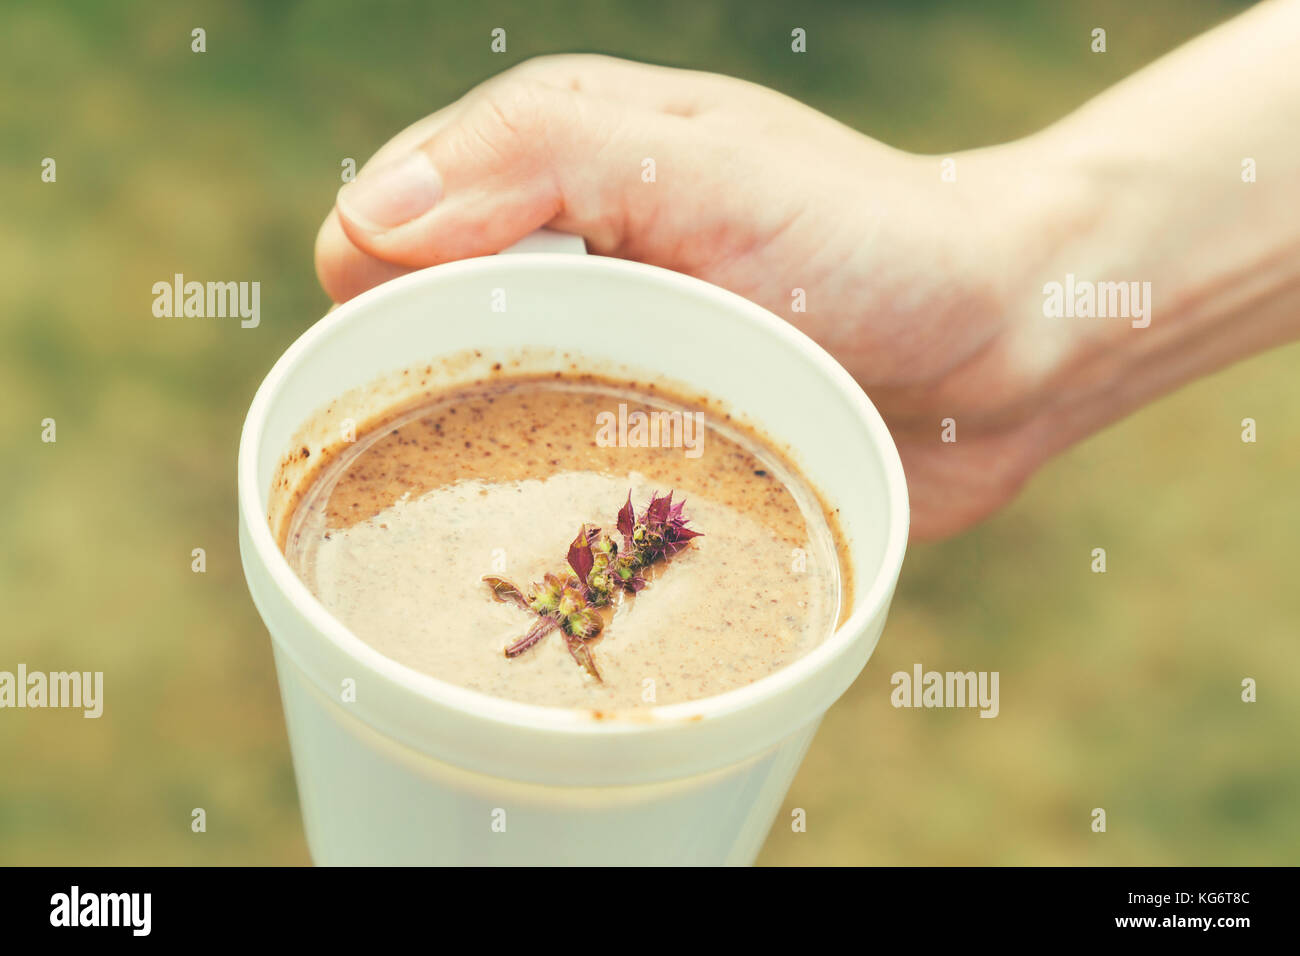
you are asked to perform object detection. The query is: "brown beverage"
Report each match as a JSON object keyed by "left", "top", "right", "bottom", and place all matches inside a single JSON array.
[{"left": 281, "top": 374, "right": 850, "bottom": 711}]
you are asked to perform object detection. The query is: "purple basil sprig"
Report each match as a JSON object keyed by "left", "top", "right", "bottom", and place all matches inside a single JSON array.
[{"left": 482, "top": 491, "right": 702, "bottom": 681}]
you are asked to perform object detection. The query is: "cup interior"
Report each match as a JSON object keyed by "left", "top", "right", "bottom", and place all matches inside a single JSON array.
[{"left": 239, "top": 253, "right": 908, "bottom": 767}]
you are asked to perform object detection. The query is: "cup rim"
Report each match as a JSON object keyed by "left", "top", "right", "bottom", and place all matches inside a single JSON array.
[{"left": 238, "top": 253, "right": 909, "bottom": 736}]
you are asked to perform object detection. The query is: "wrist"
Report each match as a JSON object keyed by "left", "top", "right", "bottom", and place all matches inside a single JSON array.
[
  {"left": 977, "top": 130, "right": 1197, "bottom": 466},
  {"left": 999, "top": 118, "right": 1300, "bottom": 464},
  {"left": 934, "top": 136, "right": 1110, "bottom": 468}
]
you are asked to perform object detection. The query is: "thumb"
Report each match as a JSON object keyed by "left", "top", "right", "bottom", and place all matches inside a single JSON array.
[{"left": 334, "top": 78, "right": 676, "bottom": 266}]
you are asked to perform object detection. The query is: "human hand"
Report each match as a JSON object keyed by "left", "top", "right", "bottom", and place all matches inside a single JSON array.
[
  {"left": 316, "top": 55, "right": 1054, "bottom": 539},
  {"left": 317, "top": 3, "right": 1300, "bottom": 540}
]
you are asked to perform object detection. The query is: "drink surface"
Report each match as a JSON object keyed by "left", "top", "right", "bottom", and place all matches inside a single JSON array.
[{"left": 283, "top": 377, "right": 846, "bottom": 711}]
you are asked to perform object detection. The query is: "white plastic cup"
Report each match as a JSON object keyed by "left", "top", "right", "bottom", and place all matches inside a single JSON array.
[{"left": 238, "top": 233, "right": 909, "bottom": 865}]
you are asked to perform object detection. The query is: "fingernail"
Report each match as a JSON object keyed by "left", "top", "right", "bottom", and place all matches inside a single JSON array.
[{"left": 337, "top": 152, "right": 442, "bottom": 230}]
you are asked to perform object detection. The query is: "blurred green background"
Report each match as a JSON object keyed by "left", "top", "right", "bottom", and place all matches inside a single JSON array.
[{"left": 2, "top": 0, "right": 1295, "bottom": 865}]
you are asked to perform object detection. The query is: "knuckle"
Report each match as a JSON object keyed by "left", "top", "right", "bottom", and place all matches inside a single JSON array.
[
  {"left": 506, "top": 53, "right": 595, "bottom": 84},
  {"left": 477, "top": 77, "right": 553, "bottom": 141}
]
